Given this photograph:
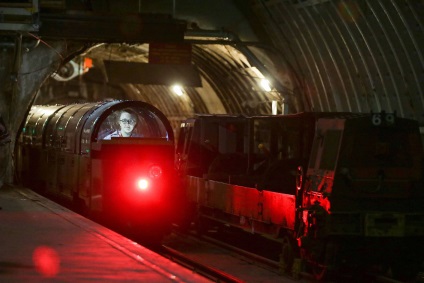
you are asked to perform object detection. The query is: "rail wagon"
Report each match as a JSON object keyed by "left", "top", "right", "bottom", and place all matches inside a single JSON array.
[{"left": 176, "top": 112, "right": 424, "bottom": 281}]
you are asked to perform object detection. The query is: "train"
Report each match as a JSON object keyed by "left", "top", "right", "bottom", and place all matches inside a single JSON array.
[
  {"left": 15, "top": 100, "right": 182, "bottom": 243},
  {"left": 176, "top": 111, "right": 424, "bottom": 281}
]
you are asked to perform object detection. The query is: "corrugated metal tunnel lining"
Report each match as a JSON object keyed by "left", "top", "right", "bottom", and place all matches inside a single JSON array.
[{"left": 251, "top": 0, "right": 424, "bottom": 123}]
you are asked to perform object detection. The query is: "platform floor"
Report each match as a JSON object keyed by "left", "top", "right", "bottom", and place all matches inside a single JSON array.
[{"left": 0, "top": 185, "right": 210, "bottom": 282}]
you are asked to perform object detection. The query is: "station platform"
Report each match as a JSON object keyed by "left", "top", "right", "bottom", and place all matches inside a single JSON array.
[{"left": 0, "top": 185, "right": 210, "bottom": 282}]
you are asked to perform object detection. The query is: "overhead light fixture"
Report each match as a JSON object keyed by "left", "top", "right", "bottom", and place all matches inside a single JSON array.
[
  {"left": 51, "top": 59, "right": 92, "bottom": 82},
  {"left": 260, "top": 79, "right": 272, "bottom": 92},
  {"left": 172, "top": 84, "right": 184, "bottom": 96}
]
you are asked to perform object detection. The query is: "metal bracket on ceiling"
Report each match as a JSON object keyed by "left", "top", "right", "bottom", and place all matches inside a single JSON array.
[{"left": 51, "top": 60, "right": 83, "bottom": 82}]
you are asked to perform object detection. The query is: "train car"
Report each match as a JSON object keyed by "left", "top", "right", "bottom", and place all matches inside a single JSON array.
[
  {"left": 16, "top": 100, "right": 181, "bottom": 243},
  {"left": 176, "top": 112, "right": 424, "bottom": 281}
]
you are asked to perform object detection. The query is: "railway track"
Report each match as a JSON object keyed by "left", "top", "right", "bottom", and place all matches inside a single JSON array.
[
  {"left": 159, "top": 229, "right": 414, "bottom": 283},
  {"left": 159, "top": 230, "right": 300, "bottom": 283},
  {"left": 160, "top": 245, "right": 246, "bottom": 283}
]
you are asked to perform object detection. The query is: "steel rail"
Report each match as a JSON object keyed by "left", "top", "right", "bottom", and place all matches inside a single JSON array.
[{"left": 160, "top": 244, "right": 246, "bottom": 283}]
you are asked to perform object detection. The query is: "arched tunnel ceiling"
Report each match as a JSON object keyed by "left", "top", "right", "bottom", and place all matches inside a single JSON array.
[
  {"left": 34, "top": 0, "right": 424, "bottom": 129},
  {"left": 251, "top": 0, "right": 424, "bottom": 123},
  {"left": 38, "top": 42, "right": 284, "bottom": 130}
]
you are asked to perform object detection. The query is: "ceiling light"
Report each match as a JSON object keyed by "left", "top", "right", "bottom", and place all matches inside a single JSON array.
[
  {"left": 260, "top": 79, "right": 272, "bottom": 92},
  {"left": 172, "top": 85, "right": 184, "bottom": 96}
]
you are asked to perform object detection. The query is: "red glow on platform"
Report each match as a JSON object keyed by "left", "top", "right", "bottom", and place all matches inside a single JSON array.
[{"left": 33, "top": 246, "right": 60, "bottom": 278}]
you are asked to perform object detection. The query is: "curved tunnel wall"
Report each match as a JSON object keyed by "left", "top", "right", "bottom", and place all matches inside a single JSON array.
[{"left": 252, "top": 0, "right": 424, "bottom": 123}]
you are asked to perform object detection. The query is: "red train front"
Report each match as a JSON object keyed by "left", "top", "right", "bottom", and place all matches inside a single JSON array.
[
  {"left": 94, "top": 137, "right": 177, "bottom": 237},
  {"left": 16, "top": 100, "right": 181, "bottom": 243}
]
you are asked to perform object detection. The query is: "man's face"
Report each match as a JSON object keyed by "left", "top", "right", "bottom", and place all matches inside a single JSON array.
[{"left": 119, "top": 112, "right": 136, "bottom": 136}]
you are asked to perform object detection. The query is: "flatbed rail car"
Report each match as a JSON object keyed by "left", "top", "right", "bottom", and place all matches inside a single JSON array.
[
  {"left": 16, "top": 100, "right": 182, "bottom": 243},
  {"left": 176, "top": 112, "right": 424, "bottom": 281}
]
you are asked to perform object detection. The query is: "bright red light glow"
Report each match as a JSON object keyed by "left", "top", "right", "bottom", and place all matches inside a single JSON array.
[
  {"left": 33, "top": 246, "right": 60, "bottom": 278},
  {"left": 137, "top": 178, "right": 149, "bottom": 191}
]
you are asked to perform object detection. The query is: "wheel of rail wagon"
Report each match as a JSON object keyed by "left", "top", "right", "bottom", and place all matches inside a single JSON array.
[
  {"left": 280, "top": 237, "right": 295, "bottom": 275},
  {"left": 312, "top": 262, "right": 330, "bottom": 281},
  {"left": 311, "top": 241, "right": 336, "bottom": 281}
]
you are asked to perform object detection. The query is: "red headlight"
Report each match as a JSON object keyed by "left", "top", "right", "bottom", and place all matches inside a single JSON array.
[{"left": 137, "top": 178, "right": 149, "bottom": 191}]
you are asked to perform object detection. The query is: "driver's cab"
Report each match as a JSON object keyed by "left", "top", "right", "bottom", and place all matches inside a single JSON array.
[
  {"left": 249, "top": 114, "right": 315, "bottom": 193},
  {"left": 303, "top": 118, "right": 345, "bottom": 211},
  {"left": 176, "top": 114, "right": 247, "bottom": 179}
]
